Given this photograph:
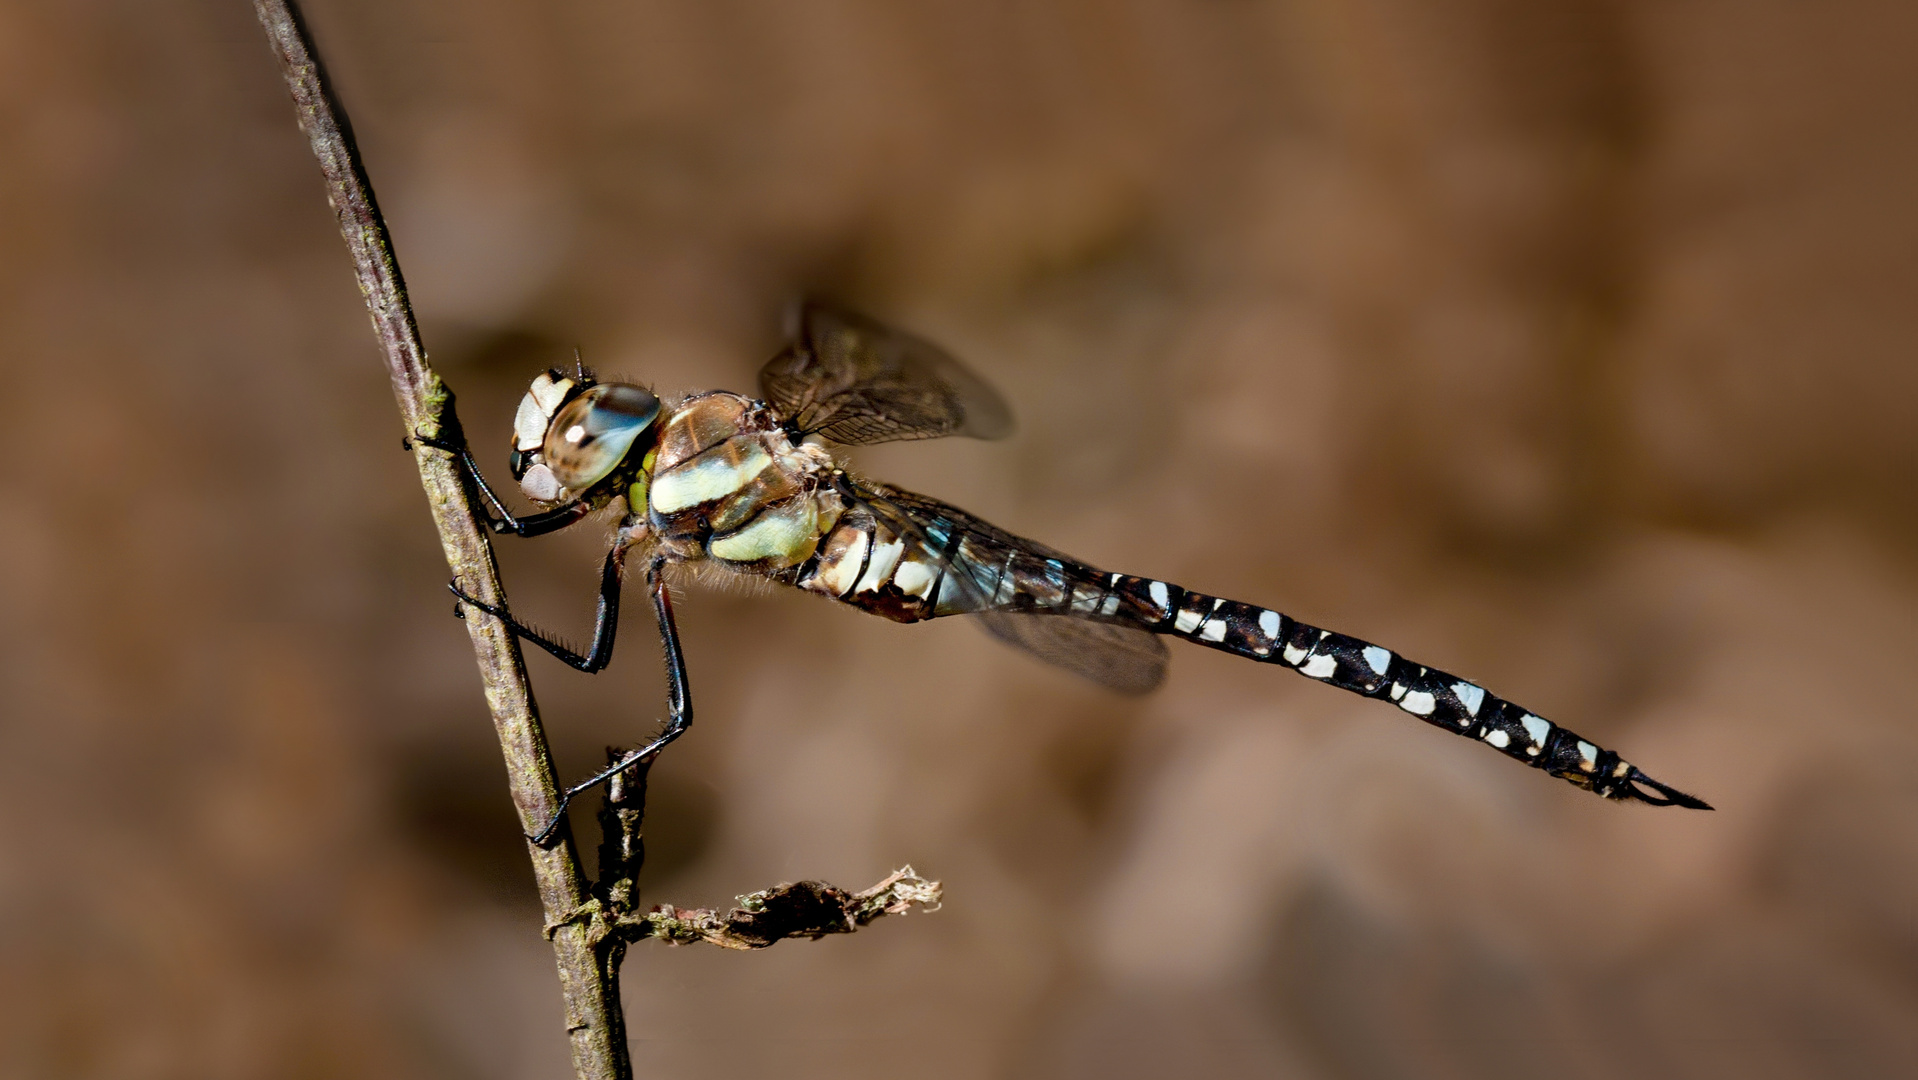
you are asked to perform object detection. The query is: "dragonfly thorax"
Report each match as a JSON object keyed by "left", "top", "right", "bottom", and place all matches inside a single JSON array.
[{"left": 645, "top": 391, "right": 842, "bottom": 570}]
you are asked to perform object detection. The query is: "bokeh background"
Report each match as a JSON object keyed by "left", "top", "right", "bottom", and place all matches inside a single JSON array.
[{"left": 2, "top": 1, "right": 1914, "bottom": 1077}]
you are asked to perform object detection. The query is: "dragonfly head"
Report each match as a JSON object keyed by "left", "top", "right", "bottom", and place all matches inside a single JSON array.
[{"left": 509, "top": 369, "right": 661, "bottom": 503}]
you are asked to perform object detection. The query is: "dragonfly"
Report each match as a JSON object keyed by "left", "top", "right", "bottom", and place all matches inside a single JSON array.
[{"left": 422, "top": 301, "right": 1710, "bottom": 843}]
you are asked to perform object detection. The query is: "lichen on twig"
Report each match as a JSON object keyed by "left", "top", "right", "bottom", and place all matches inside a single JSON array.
[
  {"left": 590, "top": 753, "right": 941, "bottom": 951},
  {"left": 628, "top": 868, "right": 944, "bottom": 950}
]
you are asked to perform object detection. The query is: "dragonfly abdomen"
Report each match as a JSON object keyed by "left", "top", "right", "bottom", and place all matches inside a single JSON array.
[
  {"left": 790, "top": 476, "right": 1706, "bottom": 811},
  {"left": 795, "top": 499, "right": 1118, "bottom": 624},
  {"left": 1100, "top": 574, "right": 1709, "bottom": 808},
  {"left": 796, "top": 507, "right": 948, "bottom": 621}
]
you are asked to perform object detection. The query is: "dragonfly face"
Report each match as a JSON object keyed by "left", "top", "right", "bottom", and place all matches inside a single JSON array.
[
  {"left": 508, "top": 370, "right": 661, "bottom": 504},
  {"left": 435, "top": 300, "right": 1710, "bottom": 845}
]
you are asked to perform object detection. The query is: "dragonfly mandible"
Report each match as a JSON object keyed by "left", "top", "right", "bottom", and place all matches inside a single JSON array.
[{"left": 421, "top": 302, "right": 1710, "bottom": 844}]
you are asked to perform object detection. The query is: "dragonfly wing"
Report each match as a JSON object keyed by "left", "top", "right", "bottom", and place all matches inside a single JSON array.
[
  {"left": 758, "top": 301, "right": 1015, "bottom": 445},
  {"left": 846, "top": 480, "right": 1167, "bottom": 695},
  {"left": 976, "top": 612, "right": 1168, "bottom": 696}
]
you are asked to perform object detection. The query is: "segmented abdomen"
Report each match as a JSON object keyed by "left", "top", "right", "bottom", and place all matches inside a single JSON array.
[
  {"left": 789, "top": 481, "right": 1706, "bottom": 808},
  {"left": 1110, "top": 577, "right": 1653, "bottom": 798},
  {"left": 793, "top": 499, "right": 1113, "bottom": 623}
]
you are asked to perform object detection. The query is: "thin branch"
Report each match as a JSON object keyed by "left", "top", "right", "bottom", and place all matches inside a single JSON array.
[
  {"left": 568, "top": 752, "right": 941, "bottom": 953},
  {"left": 595, "top": 749, "right": 650, "bottom": 920},
  {"left": 250, "top": 3, "right": 629, "bottom": 1078},
  {"left": 625, "top": 868, "right": 944, "bottom": 951}
]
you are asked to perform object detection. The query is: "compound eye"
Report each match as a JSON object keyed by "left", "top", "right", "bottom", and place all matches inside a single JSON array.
[
  {"left": 541, "top": 384, "right": 661, "bottom": 494},
  {"left": 513, "top": 370, "right": 574, "bottom": 453}
]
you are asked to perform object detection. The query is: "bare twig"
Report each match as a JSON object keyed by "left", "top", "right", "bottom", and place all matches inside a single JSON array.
[
  {"left": 254, "top": 5, "right": 941, "bottom": 1077},
  {"left": 596, "top": 749, "right": 651, "bottom": 921},
  {"left": 579, "top": 758, "right": 942, "bottom": 950},
  {"left": 250, "top": 3, "right": 629, "bottom": 1077},
  {"left": 626, "top": 868, "right": 943, "bottom": 950}
]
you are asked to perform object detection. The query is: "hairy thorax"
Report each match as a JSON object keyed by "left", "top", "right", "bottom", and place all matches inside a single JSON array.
[{"left": 641, "top": 392, "right": 842, "bottom": 570}]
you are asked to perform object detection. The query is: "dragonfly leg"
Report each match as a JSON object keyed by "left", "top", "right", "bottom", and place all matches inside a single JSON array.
[
  {"left": 451, "top": 540, "right": 627, "bottom": 672},
  {"left": 530, "top": 554, "right": 693, "bottom": 846},
  {"left": 414, "top": 425, "right": 591, "bottom": 537}
]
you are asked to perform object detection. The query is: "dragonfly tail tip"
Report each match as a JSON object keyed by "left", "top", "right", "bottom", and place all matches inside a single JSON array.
[{"left": 1624, "top": 766, "right": 1713, "bottom": 810}]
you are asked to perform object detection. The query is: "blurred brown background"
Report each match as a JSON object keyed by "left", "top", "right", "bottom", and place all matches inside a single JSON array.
[{"left": 2, "top": 1, "right": 1914, "bottom": 1077}]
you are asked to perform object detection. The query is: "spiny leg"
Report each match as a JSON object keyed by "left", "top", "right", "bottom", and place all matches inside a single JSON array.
[
  {"left": 530, "top": 555, "right": 693, "bottom": 846},
  {"left": 451, "top": 541, "right": 628, "bottom": 672},
  {"left": 414, "top": 426, "right": 591, "bottom": 537}
]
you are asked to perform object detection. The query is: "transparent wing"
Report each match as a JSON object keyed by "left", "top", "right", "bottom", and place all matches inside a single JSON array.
[
  {"left": 758, "top": 301, "right": 1016, "bottom": 445},
  {"left": 971, "top": 612, "right": 1169, "bottom": 696},
  {"left": 846, "top": 479, "right": 1169, "bottom": 696}
]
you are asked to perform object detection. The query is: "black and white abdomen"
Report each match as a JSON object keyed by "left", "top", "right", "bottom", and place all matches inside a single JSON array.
[
  {"left": 1088, "top": 573, "right": 1706, "bottom": 805},
  {"left": 796, "top": 510, "right": 952, "bottom": 621},
  {"left": 788, "top": 478, "right": 1707, "bottom": 810},
  {"left": 794, "top": 494, "right": 1120, "bottom": 624}
]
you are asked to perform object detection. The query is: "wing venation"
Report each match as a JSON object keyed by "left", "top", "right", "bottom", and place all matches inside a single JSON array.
[
  {"left": 844, "top": 479, "right": 1168, "bottom": 695},
  {"left": 759, "top": 302, "right": 1015, "bottom": 446}
]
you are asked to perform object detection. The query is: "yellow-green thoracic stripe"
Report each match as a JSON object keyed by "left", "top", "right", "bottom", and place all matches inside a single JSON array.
[
  {"left": 649, "top": 445, "right": 772, "bottom": 513},
  {"left": 708, "top": 499, "right": 819, "bottom": 565}
]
